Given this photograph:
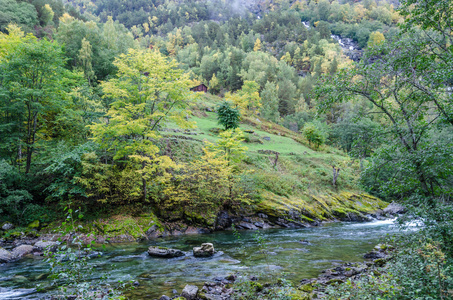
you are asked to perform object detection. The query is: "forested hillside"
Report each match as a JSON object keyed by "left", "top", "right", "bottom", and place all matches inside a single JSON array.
[{"left": 1, "top": 0, "right": 453, "bottom": 298}]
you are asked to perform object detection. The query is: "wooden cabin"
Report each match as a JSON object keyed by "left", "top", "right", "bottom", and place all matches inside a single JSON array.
[{"left": 190, "top": 83, "right": 208, "bottom": 93}]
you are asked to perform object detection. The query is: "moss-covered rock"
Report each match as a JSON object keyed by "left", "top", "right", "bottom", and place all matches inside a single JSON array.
[{"left": 28, "top": 220, "right": 40, "bottom": 229}]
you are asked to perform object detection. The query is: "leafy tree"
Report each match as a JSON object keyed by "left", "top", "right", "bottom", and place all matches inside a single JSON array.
[
  {"left": 253, "top": 38, "right": 262, "bottom": 51},
  {"left": 205, "top": 128, "right": 247, "bottom": 209},
  {"left": 209, "top": 73, "right": 220, "bottom": 94},
  {"left": 367, "top": 31, "right": 385, "bottom": 47},
  {"left": 89, "top": 49, "right": 194, "bottom": 202},
  {"left": 302, "top": 122, "right": 325, "bottom": 149},
  {"left": 77, "top": 38, "right": 96, "bottom": 85},
  {"left": 0, "top": 0, "right": 38, "bottom": 33},
  {"left": 217, "top": 101, "right": 240, "bottom": 130},
  {"left": 260, "top": 81, "right": 280, "bottom": 122},
  {"left": 0, "top": 32, "right": 65, "bottom": 173}
]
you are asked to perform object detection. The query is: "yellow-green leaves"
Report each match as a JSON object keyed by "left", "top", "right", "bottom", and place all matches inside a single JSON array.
[
  {"left": 89, "top": 48, "right": 195, "bottom": 202},
  {"left": 90, "top": 48, "right": 195, "bottom": 159}
]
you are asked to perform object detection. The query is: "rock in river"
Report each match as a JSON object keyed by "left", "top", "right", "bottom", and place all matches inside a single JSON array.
[
  {"left": 147, "top": 246, "right": 185, "bottom": 258},
  {"left": 33, "top": 241, "right": 58, "bottom": 252},
  {"left": 181, "top": 284, "right": 198, "bottom": 299},
  {"left": 12, "top": 245, "right": 33, "bottom": 258},
  {"left": 193, "top": 243, "right": 215, "bottom": 257}
]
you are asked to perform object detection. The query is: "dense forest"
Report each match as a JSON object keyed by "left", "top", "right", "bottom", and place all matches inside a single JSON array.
[{"left": 1, "top": 0, "right": 453, "bottom": 298}]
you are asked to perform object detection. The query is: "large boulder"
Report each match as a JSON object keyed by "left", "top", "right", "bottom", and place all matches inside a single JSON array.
[
  {"left": 181, "top": 284, "right": 198, "bottom": 300},
  {"left": 12, "top": 245, "right": 34, "bottom": 258},
  {"left": 0, "top": 247, "right": 13, "bottom": 263},
  {"left": 193, "top": 243, "right": 215, "bottom": 257},
  {"left": 147, "top": 246, "right": 184, "bottom": 258},
  {"left": 33, "top": 241, "right": 58, "bottom": 252}
]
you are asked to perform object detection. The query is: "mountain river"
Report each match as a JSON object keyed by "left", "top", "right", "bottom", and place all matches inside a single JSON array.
[{"left": 0, "top": 218, "right": 407, "bottom": 299}]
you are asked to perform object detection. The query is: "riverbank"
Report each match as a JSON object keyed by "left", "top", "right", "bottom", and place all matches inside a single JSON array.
[{"left": 0, "top": 191, "right": 391, "bottom": 249}]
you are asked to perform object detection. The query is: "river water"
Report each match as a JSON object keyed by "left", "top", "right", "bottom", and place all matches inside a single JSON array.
[{"left": 0, "top": 219, "right": 401, "bottom": 299}]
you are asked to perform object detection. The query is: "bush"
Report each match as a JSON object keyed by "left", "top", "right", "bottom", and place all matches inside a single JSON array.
[
  {"left": 302, "top": 122, "right": 325, "bottom": 149},
  {"left": 0, "top": 160, "right": 44, "bottom": 225}
]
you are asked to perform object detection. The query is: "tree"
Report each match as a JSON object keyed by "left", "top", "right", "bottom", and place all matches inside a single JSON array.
[
  {"left": 253, "top": 38, "right": 262, "bottom": 51},
  {"left": 238, "top": 80, "right": 261, "bottom": 114},
  {"left": 205, "top": 128, "right": 247, "bottom": 209},
  {"left": 217, "top": 101, "right": 240, "bottom": 130},
  {"left": 77, "top": 38, "right": 95, "bottom": 85},
  {"left": 367, "top": 31, "right": 385, "bottom": 47},
  {"left": 0, "top": 31, "right": 65, "bottom": 173},
  {"left": 89, "top": 49, "right": 195, "bottom": 202},
  {"left": 302, "top": 122, "right": 325, "bottom": 149},
  {"left": 315, "top": 34, "right": 453, "bottom": 251},
  {"left": 209, "top": 73, "right": 220, "bottom": 94},
  {"left": 260, "top": 81, "right": 280, "bottom": 122}
]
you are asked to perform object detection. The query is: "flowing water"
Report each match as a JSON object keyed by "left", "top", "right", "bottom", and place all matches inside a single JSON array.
[{"left": 0, "top": 219, "right": 402, "bottom": 299}]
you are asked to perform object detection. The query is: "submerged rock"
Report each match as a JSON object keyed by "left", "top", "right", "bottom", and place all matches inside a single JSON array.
[
  {"left": 0, "top": 247, "right": 13, "bottom": 263},
  {"left": 147, "top": 246, "right": 185, "bottom": 258},
  {"left": 193, "top": 243, "right": 215, "bottom": 257},
  {"left": 181, "top": 284, "right": 198, "bottom": 300}
]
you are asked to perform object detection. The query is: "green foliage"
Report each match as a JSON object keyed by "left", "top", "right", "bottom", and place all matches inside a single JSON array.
[
  {"left": 326, "top": 235, "right": 453, "bottom": 300},
  {"left": 260, "top": 81, "right": 280, "bottom": 123},
  {"left": 217, "top": 101, "right": 240, "bottom": 130},
  {"left": 0, "top": 0, "right": 38, "bottom": 33},
  {"left": 302, "top": 123, "right": 325, "bottom": 149},
  {"left": 0, "top": 30, "right": 66, "bottom": 173},
  {"left": 0, "top": 160, "right": 51, "bottom": 225}
]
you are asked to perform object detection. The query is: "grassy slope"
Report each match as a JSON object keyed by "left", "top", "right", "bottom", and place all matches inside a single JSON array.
[{"left": 162, "top": 93, "right": 387, "bottom": 223}]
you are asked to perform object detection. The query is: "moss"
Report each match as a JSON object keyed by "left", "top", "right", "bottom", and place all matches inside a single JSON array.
[
  {"left": 250, "top": 281, "right": 263, "bottom": 292},
  {"left": 28, "top": 220, "right": 40, "bottom": 229},
  {"left": 97, "top": 212, "right": 163, "bottom": 239},
  {"left": 374, "top": 259, "right": 387, "bottom": 267},
  {"left": 291, "top": 291, "right": 312, "bottom": 300},
  {"left": 327, "top": 278, "right": 344, "bottom": 285},
  {"left": 298, "top": 283, "right": 314, "bottom": 293}
]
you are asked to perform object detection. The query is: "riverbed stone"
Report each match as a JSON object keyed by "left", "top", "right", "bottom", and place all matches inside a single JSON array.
[
  {"left": 12, "top": 244, "right": 33, "bottom": 258},
  {"left": 0, "top": 247, "right": 13, "bottom": 263},
  {"left": 181, "top": 284, "right": 198, "bottom": 300},
  {"left": 158, "top": 295, "right": 170, "bottom": 300},
  {"left": 147, "top": 246, "right": 185, "bottom": 258},
  {"left": 193, "top": 243, "right": 215, "bottom": 257},
  {"left": 33, "top": 241, "right": 58, "bottom": 252},
  {"left": 238, "top": 222, "right": 257, "bottom": 230}
]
